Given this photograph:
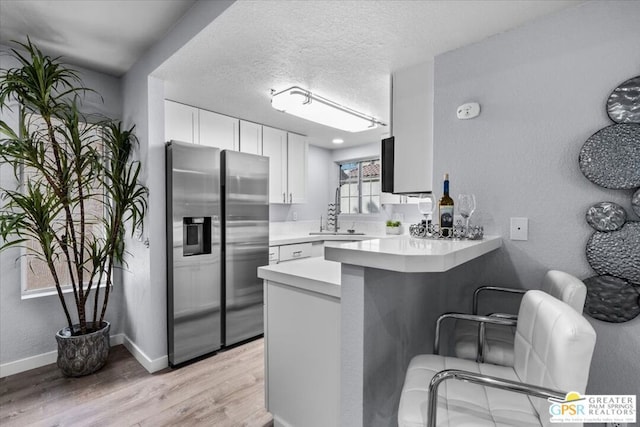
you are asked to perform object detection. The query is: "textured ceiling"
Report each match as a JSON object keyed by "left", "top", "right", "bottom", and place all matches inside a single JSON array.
[
  {"left": 0, "top": 0, "right": 197, "bottom": 76},
  {"left": 154, "top": 0, "right": 583, "bottom": 149},
  {"left": 0, "top": 0, "right": 584, "bottom": 149}
]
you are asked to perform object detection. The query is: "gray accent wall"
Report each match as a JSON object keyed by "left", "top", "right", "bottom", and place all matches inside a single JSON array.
[{"left": 433, "top": 0, "right": 640, "bottom": 402}]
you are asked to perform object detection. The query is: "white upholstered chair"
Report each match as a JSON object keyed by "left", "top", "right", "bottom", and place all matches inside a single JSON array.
[
  {"left": 398, "top": 290, "right": 596, "bottom": 427},
  {"left": 452, "top": 270, "right": 587, "bottom": 366}
]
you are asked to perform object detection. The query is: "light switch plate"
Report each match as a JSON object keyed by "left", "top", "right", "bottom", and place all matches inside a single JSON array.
[{"left": 510, "top": 217, "right": 528, "bottom": 241}]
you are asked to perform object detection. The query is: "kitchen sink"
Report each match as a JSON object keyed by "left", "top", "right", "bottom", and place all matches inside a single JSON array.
[{"left": 309, "top": 231, "right": 365, "bottom": 236}]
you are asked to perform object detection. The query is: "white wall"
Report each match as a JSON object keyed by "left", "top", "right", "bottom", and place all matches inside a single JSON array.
[
  {"left": 119, "top": 0, "right": 234, "bottom": 371},
  {"left": 0, "top": 48, "right": 125, "bottom": 371},
  {"left": 433, "top": 0, "right": 640, "bottom": 399}
]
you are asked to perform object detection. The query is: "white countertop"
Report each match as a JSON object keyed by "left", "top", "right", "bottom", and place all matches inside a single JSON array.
[
  {"left": 258, "top": 257, "right": 341, "bottom": 298},
  {"left": 324, "top": 235, "right": 502, "bottom": 273}
]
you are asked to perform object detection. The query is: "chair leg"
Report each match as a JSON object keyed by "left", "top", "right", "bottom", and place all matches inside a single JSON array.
[{"left": 476, "top": 322, "right": 486, "bottom": 363}]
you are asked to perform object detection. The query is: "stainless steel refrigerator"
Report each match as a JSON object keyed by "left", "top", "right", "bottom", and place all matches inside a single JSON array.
[{"left": 166, "top": 141, "right": 269, "bottom": 367}]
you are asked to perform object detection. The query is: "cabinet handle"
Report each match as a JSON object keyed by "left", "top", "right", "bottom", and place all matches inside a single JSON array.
[
  {"left": 283, "top": 192, "right": 286, "bottom": 203},
  {"left": 292, "top": 251, "right": 302, "bottom": 257},
  {"left": 289, "top": 193, "right": 292, "bottom": 203}
]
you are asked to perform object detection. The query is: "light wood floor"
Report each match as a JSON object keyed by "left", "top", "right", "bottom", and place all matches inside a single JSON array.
[{"left": 0, "top": 338, "right": 273, "bottom": 427}]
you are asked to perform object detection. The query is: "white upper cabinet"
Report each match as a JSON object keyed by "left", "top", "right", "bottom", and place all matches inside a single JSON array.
[
  {"left": 165, "top": 100, "right": 239, "bottom": 149},
  {"left": 262, "top": 128, "right": 308, "bottom": 204},
  {"left": 392, "top": 60, "right": 434, "bottom": 193},
  {"left": 165, "top": 100, "right": 198, "bottom": 144},
  {"left": 165, "top": 101, "right": 308, "bottom": 205},
  {"left": 380, "top": 191, "right": 401, "bottom": 205},
  {"left": 287, "top": 133, "right": 307, "bottom": 204},
  {"left": 262, "top": 126, "right": 288, "bottom": 204},
  {"left": 240, "top": 120, "right": 262, "bottom": 155},
  {"left": 199, "top": 109, "right": 239, "bottom": 150}
]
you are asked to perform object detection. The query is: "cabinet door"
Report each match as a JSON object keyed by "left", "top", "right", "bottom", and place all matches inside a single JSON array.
[
  {"left": 266, "top": 282, "right": 341, "bottom": 427},
  {"left": 165, "top": 100, "right": 197, "bottom": 144},
  {"left": 380, "top": 191, "right": 401, "bottom": 205},
  {"left": 199, "top": 109, "right": 239, "bottom": 150},
  {"left": 392, "top": 60, "right": 434, "bottom": 193},
  {"left": 262, "top": 126, "right": 287, "bottom": 204},
  {"left": 287, "top": 133, "right": 307, "bottom": 204},
  {"left": 240, "top": 120, "right": 263, "bottom": 155}
]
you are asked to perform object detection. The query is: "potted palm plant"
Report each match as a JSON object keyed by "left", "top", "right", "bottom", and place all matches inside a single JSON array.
[{"left": 0, "top": 39, "right": 147, "bottom": 376}]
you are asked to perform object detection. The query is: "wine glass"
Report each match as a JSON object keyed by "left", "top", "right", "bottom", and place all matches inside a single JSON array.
[
  {"left": 417, "top": 193, "right": 435, "bottom": 222},
  {"left": 458, "top": 194, "right": 476, "bottom": 232}
]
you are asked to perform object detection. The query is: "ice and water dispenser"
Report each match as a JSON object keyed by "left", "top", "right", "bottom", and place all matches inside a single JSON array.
[{"left": 182, "top": 217, "right": 212, "bottom": 256}]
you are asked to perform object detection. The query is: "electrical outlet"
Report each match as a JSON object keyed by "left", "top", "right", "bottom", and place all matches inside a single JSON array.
[
  {"left": 510, "top": 217, "right": 528, "bottom": 240},
  {"left": 292, "top": 211, "right": 298, "bottom": 221}
]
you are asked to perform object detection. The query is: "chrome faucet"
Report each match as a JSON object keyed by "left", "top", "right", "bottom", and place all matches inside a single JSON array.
[{"left": 333, "top": 187, "right": 340, "bottom": 232}]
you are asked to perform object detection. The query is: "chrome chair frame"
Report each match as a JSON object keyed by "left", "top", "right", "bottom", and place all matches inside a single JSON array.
[
  {"left": 472, "top": 286, "right": 526, "bottom": 314},
  {"left": 434, "top": 313, "right": 517, "bottom": 363},
  {"left": 426, "top": 369, "right": 566, "bottom": 427}
]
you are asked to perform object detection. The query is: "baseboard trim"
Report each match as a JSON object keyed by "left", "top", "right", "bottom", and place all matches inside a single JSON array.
[
  {"left": 121, "top": 335, "right": 168, "bottom": 374},
  {"left": 0, "top": 349, "right": 57, "bottom": 378},
  {"left": 0, "top": 333, "right": 168, "bottom": 378}
]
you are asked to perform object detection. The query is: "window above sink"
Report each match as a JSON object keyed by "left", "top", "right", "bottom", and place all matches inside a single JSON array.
[{"left": 338, "top": 158, "right": 380, "bottom": 215}]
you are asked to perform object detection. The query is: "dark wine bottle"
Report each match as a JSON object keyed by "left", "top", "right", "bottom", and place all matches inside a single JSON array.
[{"left": 438, "top": 173, "right": 454, "bottom": 237}]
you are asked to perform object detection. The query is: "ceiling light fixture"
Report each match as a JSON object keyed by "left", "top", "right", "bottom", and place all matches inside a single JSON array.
[
  {"left": 271, "top": 86, "right": 386, "bottom": 133},
  {"left": 332, "top": 138, "right": 344, "bottom": 144}
]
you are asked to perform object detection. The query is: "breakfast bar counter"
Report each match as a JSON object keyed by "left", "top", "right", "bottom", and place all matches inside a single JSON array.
[
  {"left": 325, "top": 235, "right": 502, "bottom": 272},
  {"left": 259, "top": 236, "right": 502, "bottom": 427}
]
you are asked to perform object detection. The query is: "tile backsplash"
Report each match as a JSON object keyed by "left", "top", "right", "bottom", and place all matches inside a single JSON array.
[{"left": 269, "top": 219, "right": 390, "bottom": 237}]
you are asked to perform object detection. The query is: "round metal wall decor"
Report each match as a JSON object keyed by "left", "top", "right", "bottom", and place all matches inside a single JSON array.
[
  {"left": 585, "top": 221, "right": 640, "bottom": 285},
  {"left": 578, "top": 123, "right": 640, "bottom": 189},
  {"left": 607, "top": 75, "right": 640, "bottom": 124},
  {"left": 633, "top": 188, "right": 640, "bottom": 217},
  {"left": 585, "top": 201, "right": 627, "bottom": 231},
  {"left": 584, "top": 275, "right": 640, "bottom": 323}
]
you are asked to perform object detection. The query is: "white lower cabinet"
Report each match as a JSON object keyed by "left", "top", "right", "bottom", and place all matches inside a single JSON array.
[
  {"left": 268, "top": 246, "right": 280, "bottom": 265},
  {"left": 278, "top": 243, "right": 311, "bottom": 262},
  {"left": 269, "top": 243, "right": 312, "bottom": 263},
  {"left": 264, "top": 281, "right": 340, "bottom": 427},
  {"left": 311, "top": 241, "right": 324, "bottom": 258}
]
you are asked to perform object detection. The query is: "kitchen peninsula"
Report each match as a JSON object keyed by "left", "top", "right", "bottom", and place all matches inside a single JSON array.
[{"left": 258, "top": 235, "right": 502, "bottom": 427}]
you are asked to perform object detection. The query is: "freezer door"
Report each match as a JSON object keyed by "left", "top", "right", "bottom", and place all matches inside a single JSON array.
[
  {"left": 222, "top": 150, "right": 269, "bottom": 346},
  {"left": 167, "top": 141, "right": 222, "bottom": 366}
]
